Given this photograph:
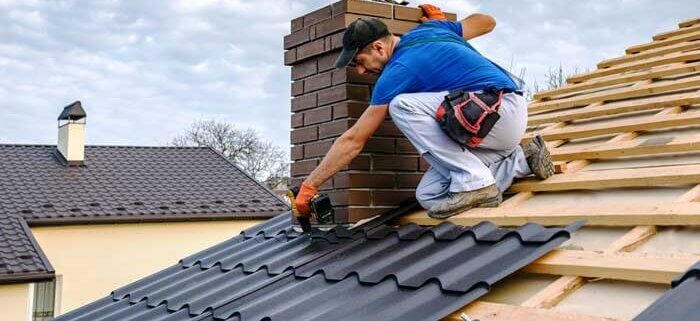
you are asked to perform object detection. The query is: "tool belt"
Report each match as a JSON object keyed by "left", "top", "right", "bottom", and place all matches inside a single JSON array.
[{"left": 435, "top": 89, "right": 510, "bottom": 148}]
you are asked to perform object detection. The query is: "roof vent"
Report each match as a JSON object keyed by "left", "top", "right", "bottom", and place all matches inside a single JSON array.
[{"left": 57, "top": 101, "right": 87, "bottom": 166}]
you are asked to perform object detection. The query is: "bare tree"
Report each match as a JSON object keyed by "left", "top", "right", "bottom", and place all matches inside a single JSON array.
[{"left": 172, "top": 120, "right": 289, "bottom": 186}]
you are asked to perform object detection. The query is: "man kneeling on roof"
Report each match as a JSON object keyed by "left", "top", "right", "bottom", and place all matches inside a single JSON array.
[{"left": 295, "top": 4, "right": 555, "bottom": 219}]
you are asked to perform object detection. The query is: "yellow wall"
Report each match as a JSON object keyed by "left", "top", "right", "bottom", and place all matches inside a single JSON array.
[
  {"left": 31, "top": 219, "right": 261, "bottom": 316},
  {"left": 0, "top": 283, "right": 30, "bottom": 321}
]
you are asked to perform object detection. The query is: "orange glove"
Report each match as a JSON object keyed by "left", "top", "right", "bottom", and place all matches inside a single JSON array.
[
  {"left": 295, "top": 183, "right": 318, "bottom": 217},
  {"left": 418, "top": 4, "right": 447, "bottom": 23}
]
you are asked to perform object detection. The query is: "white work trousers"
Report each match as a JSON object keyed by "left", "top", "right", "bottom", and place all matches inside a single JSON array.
[{"left": 388, "top": 91, "right": 532, "bottom": 209}]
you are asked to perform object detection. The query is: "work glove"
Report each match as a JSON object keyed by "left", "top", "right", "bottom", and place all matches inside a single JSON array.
[
  {"left": 295, "top": 182, "right": 318, "bottom": 217},
  {"left": 418, "top": 4, "right": 447, "bottom": 23}
]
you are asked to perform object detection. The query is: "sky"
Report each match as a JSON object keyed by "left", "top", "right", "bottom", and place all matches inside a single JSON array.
[{"left": 1, "top": 0, "right": 698, "bottom": 148}]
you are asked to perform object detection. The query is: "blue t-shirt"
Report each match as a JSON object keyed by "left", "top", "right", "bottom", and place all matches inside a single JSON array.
[{"left": 370, "top": 20, "right": 517, "bottom": 105}]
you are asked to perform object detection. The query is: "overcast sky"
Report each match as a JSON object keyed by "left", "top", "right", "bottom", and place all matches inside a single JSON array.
[{"left": 1, "top": 0, "right": 698, "bottom": 148}]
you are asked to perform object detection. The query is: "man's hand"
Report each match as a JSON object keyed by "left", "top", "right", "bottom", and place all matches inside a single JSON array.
[
  {"left": 418, "top": 4, "right": 447, "bottom": 23},
  {"left": 295, "top": 183, "right": 318, "bottom": 217}
]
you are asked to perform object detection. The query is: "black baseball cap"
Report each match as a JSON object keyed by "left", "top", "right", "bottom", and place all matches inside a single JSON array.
[{"left": 334, "top": 18, "right": 390, "bottom": 68}]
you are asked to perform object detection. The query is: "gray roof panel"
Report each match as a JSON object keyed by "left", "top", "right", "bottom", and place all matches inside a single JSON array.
[
  {"left": 55, "top": 204, "right": 581, "bottom": 321},
  {"left": 632, "top": 261, "right": 700, "bottom": 321}
]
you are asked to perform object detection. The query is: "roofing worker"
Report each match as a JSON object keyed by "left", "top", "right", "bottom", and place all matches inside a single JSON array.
[{"left": 295, "top": 4, "right": 554, "bottom": 219}]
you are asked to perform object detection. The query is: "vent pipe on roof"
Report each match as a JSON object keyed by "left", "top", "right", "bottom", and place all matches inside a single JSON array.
[{"left": 57, "top": 101, "right": 87, "bottom": 166}]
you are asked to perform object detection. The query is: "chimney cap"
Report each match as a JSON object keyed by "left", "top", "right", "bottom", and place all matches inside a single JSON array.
[{"left": 58, "top": 101, "right": 87, "bottom": 121}]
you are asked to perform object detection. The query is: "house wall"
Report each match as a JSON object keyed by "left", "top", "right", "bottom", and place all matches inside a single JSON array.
[
  {"left": 31, "top": 219, "right": 261, "bottom": 316},
  {"left": 0, "top": 283, "right": 31, "bottom": 321}
]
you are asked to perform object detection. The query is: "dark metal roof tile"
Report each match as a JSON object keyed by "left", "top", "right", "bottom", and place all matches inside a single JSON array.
[
  {"left": 55, "top": 206, "right": 581, "bottom": 321},
  {"left": 632, "top": 261, "right": 700, "bottom": 321}
]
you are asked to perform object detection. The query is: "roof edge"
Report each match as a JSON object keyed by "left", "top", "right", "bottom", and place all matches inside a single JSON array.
[
  {"left": 0, "top": 271, "right": 55, "bottom": 285},
  {"left": 18, "top": 217, "right": 54, "bottom": 273},
  {"left": 25, "top": 211, "right": 283, "bottom": 227}
]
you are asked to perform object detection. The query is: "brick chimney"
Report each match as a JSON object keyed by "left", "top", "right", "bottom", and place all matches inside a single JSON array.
[{"left": 286, "top": 0, "right": 456, "bottom": 223}]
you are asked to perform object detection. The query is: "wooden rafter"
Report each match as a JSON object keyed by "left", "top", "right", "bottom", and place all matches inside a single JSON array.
[
  {"left": 530, "top": 74, "right": 700, "bottom": 112},
  {"left": 399, "top": 202, "right": 700, "bottom": 227},
  {"left": 626, "top": 30, "right": 700, "bottom": 54},
  {"left": 444, "top": 302, "right": 619, "bottom": 321},
  {"left": 534, "top": 61, "right": 700, "bottom": 101},
  {"left": 528, "top": 91, "right": 700, "bottom": 126},
  {"left": 523, "top": 249, "right": 699, "bottom": 284},
  {"left": 567, "top": 50, "right": 700, "bottom": 84}
]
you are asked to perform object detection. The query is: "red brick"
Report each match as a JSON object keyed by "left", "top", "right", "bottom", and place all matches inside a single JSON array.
[
  {"left": 319, "top": 119, "right": 355, "bottom": 139},
  {"left": 345, "top": 155, "right": 370, "bottom": 170},
  {"left": 290, "top": 145, "right": 304, "bottom": 160},
  {"left": 290, "top": 159, "right": 318, "bottom": 176},
  {"left": 318, "top": 51, "right": 340, "bottom": 72},
  {"left": 291, "top": 93, "right": 317, "bottom": 112},
  {"left": 348, "top": 207, "right": 391, "bottom": 222},
  {"left": 373, "top": 155, "right": 418, "bottom": 171},
  {"left": 303, "top": 5, "right": 332, "bottom": 27},
  {"left": 284, "top": 49, "right": 296, "bottom": 66},
  {"left": 291, "top": 17, "right": 304, "bottom": 32},
  {"left": 304, "top": 106, "right": 333, "bottom": 125},
  {"left": 332, "top": 67, "right": 377, "bottom": 85},
  {"left": 397, "top": 173, "right": 423, "bottom": 188},
  {"left": 317, "top": 84, "right": 370, "bottom": 106},
  {"left": 373, "top": 190, "right": 415, "bottom": 206},
  {"left": 333, "top": 172, "right": 395, "bottom": 188},
  {"left": 328, "top": 32, "right": 344, "bottom": 50},
  {"left": 291, "top": 58, "right": 318, "bottom": 80},
  {"left": 290, "top": 126, "right": 318, "bottom": 144},
  {"left": 304, "top": 71, "right": 333, "bottom": 93},
  {"left": 395, "top": 138, "right": 417, "bottom": 154},
  {"left": 419, "top": 157, "right": 430, "bottom": 171},
  {"left": 309, "top": 25, "right": 317, "bottom": 39},
  {"left": 362, "top": 137, "right": 394, "bottom": 153},
  {"left": 327, "top": 190, "right": 371, "bottom": 206},
  {"left": 393, "top": 6, "right": 457, "bottom": 22},
  {"left": 284, "top": 28, "right": 310, "bottom": 50},
  {"left": 333, "top": 0, "right": 393, "bottom": 18},
  {"left": 291, "top": 112, "right": 304, "bottom": 128},
  {"left": 304, "top": 139, "right": 334, "bottom": 158},
  {"left": 315, "top": 15, "right": 346, "bottom": 38},
  {"left": 375, "top": 121, "right": 403, "bottom": 136},
  {"left": 333, "top": 102, "right": 368, "bottom": 119},
  {"left": 297, "top": 38, "right": 326, "bottom": 61},
  {"left": 291, "top": 81, "right": 304, "bottom": 96}
]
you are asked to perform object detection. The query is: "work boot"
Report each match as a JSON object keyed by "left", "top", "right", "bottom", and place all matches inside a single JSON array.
[
  {"left": 427, "top": 184, "right": 502, "bottom": 219},
  {"left": 522, "top": 134, "right": 555, "bottom": 180}
]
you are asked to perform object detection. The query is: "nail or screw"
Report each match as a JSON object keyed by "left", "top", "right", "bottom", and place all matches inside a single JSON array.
[{"left": 460, "top": 313, "right": 480, "bottom": 321}]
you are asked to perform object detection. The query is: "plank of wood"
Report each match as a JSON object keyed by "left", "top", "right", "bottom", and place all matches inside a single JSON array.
[
  {"left": 508, "top": 163, "right": 700, "bottom": 193},
  {"left": 523, "top": 249, "right": 699, "bottom": 283},
  {"left": 398, "top": 202, "right": 700, "bottom": 227},
  {"left": 528, "top": 91, "right": 700, "bottom": 126},
  {"left": 520, "top": 275, "right": 585, "bottom": 309},
  {"left": 653, "top": 24, "right": 700, "bottom": 41},
  {"left": 567, "top": 51, "right": 700, "bottom": 84},
  {"left": 444, "top": 302, "right": 619, "bottom": 321},
  {"left": 598, "top": 41, "right": 700, "bottom": 69},
  {"left": 679, "top": 18, "right": 700, "bottom": 28},
  {"left": 521, "top": 225, "right": 658, "bottom": 309},
  {"left": 529, "top": 74, "right": 700, "bottom": 112},
  {"left": 534, "top": 61, "right": 700, "bottom": 101},
  {"left": 550, "top": 134, "right": 700, "bottom": 161},
  {"left": 626, "top": 30, "right": 700, "bottom": 54},
  {"left": 605, "top": 226, "right": 658, "bottom": 254},
  {"left": 525, "top": 111, "right": 700, "bottom": 141}
]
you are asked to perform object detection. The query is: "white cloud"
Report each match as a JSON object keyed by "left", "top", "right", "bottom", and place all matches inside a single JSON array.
[{"left": 0, "top": 0, "right": 698, "bottom": 149}]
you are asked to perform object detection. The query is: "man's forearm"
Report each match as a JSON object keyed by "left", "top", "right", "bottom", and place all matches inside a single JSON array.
[{"left": 303, "top": 133, "right": 364, "bottom": 188}]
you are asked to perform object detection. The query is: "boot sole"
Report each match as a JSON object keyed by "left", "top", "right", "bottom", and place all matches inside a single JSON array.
[
  {"left": 428, "top": 193, "right": 502, "bottom": 219},
  {"left": 529, "top": 135, "right": 555, "bottom": 180}
]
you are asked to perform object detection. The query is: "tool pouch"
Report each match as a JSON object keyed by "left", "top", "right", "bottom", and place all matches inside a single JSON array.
[{"left": 434, "top": 89, "right": 503, "bottom": 148}]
